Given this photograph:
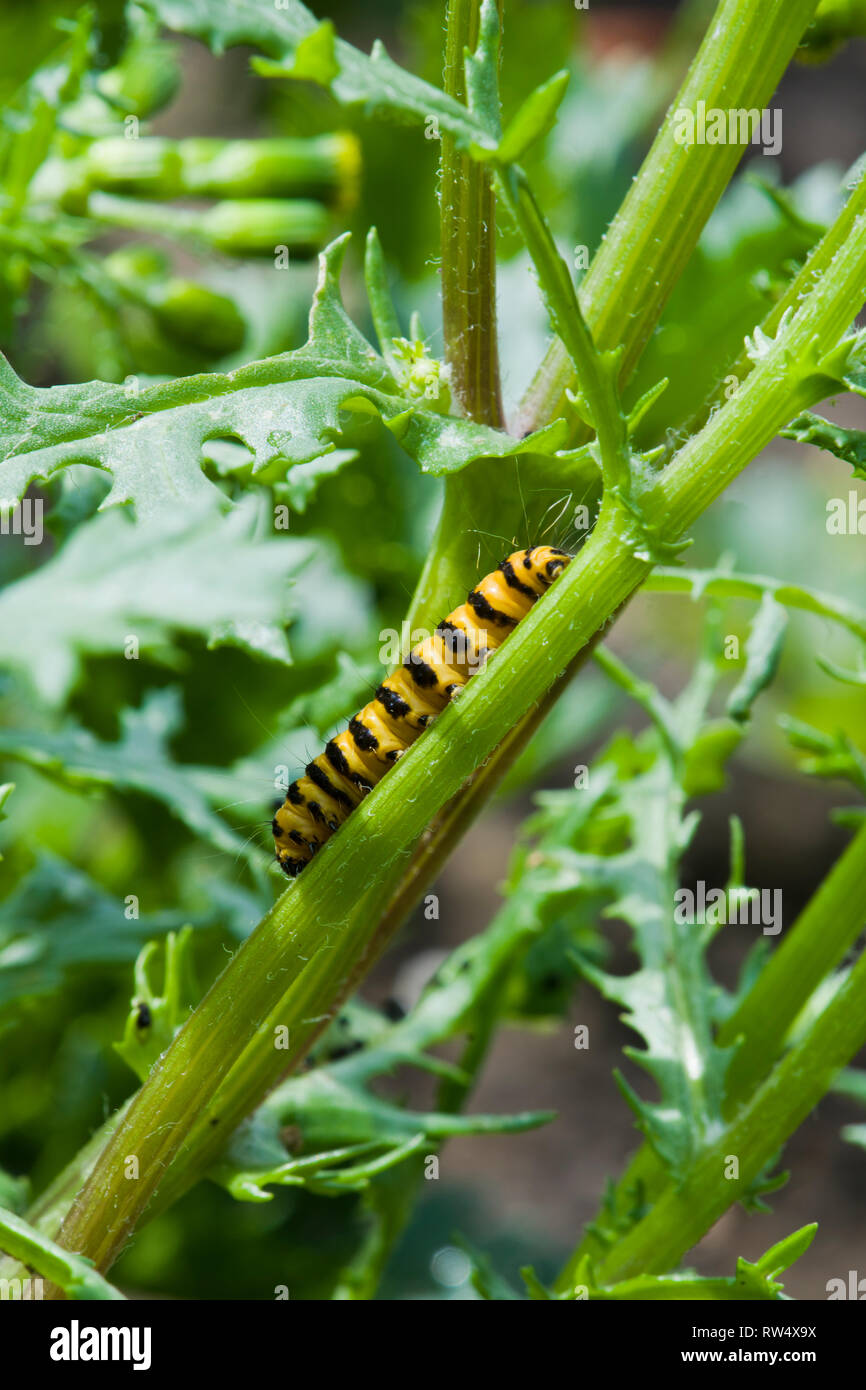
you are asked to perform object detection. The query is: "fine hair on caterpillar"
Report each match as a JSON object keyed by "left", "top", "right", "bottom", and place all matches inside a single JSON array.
[{"left": 272, "top": 545, "right": 572, "bottom": 878}]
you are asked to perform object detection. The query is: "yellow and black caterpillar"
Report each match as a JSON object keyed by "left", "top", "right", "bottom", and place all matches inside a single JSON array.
[{"left": 272, "top": 544, "right": 572, "bottom": 877}]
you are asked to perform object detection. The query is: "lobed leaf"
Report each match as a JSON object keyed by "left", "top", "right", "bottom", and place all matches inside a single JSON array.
[
  {"left": 0, "top": 237, "right": 566, "bottom": 516},
  {"left": 144, "top": 0, "right": 494, "bottom": 151}
]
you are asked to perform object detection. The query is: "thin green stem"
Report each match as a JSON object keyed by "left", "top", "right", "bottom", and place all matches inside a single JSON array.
[
  {"left": 558, "top": 811, "right": 866, "bottom": 1281},
  {"left": 642, "top": 567, "right": 866, "bottom": 644},
  {"left": 495, "top": 167, "right": 630, "bottom": 494},
  {"left": 440, "top": 0, "right": 504, "bottom": 427},
  {"left": 586, "top": 941, "right": 866, "bottom": 1285},
  {"left": 674, "top": 163, "right": 866, "bottom": 448}
]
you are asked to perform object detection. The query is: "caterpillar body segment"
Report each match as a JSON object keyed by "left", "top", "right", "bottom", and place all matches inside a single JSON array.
[{"left": 273, "top": 545, "right": 572, "bottom": 877}]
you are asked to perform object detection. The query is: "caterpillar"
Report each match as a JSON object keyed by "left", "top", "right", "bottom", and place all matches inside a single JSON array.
[{"left": 272, "top": 544, "right": 572, "bottom": 877}]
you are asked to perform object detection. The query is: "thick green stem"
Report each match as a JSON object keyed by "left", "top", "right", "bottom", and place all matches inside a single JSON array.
[
  {"left": 513, "top": 0, "right": 822, "bottom": 439},
  {"left": 406, "top": 0, "right": 828, "bottom": 812},
  {"left": 674, "top": 164, "right": 866, "bottom": 447}
]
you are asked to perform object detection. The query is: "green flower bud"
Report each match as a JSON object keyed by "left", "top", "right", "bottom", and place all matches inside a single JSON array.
[
  {"left": 147, "top": 279, "right": 245, "bottom": 355},
  {"left": 84, "top": 137, "right": 183, "bottom": 197},
  {"left": 103, "top": 249, "right": 245, "bottom": 355},
  {"left": 97, "top": 31, "right": 180, "bottom": 118},
  {"left": 177, "top": 134, "right": 360, "bottom": 206},
  {"left": 391, "top": 337, "right": 452, "bottom": 415},
  {"left": 200, "top": 199, "right": 331, "bottom": 256}
]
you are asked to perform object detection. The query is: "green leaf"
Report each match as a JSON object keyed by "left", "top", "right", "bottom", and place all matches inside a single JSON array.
[
  {"left": 726, "top": 593, "right": 788, "bottom": 723},
  {"left": 0, "top": 497, "right": 312, "bottom": 701},
  {"left": 207, "top": 862, "right": 586, "bottom": 1202},
  {"left": 497, "top": 71, "right": 570, "bottom": 165},
  {"left": 0, "top": 690, "right": 268, "bottom": 860},
  {"left": 779, "top": 715, "right": 866, "bottom": 796},
  {"left": 781, "top": 410, "right": 866, "bottom": 478},
  {"left": 521, "top": 642, "right": 750, "bottom": 1185},
  {"left": 0, "top": 1204, "right": 125, "bottom": 1299},
  {"left": 288, "top": 19, "right": 339, "bottom": 86},
  {"left": 464, "top": 0, "right": 502, "bottom": 144},
  {"left": 144, "top": 0, "right": 493, "bottom": 151},
  {"left": 682, "top": 720, "right": 745, "bottom": 796},
  {"left": 115, "top": 929, "right": 198, "bottom": 1082},
  {"left": 0, "top": 236, "right": 566, "bottom": 515},
  {"left": 0, "top": 855, "right": 210, "bottom": 1012}
]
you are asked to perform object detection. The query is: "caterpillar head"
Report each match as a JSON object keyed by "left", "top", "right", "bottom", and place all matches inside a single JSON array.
[{"left": 530, "top": 546, "right": 571, "bottom": 583}]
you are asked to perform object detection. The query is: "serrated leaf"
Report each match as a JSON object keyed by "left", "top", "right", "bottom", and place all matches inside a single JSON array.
[
  {"left": 726, "top": 593, "right": 788, "bottom": 723},
  {"left": 517, "top": 645, "right": 749, "bottom": 1182},
  {"left": 0, "top": 1205, "right": 125, "bottom": 1300},
  {"left": 497, "top": 70, "right": 570, "bottom": 165},
  {"left": 0, "top": 855, "right": 210, "bottom": 1011},
  {"left": 114, "top": 928, "right": 197, "bottom": 1082},
  {"left": 0, "top": 497, "right": 314, "bottom": 701},
  {"left": 144, "top": 0, "right": 493, "bottom": 152},
  {"left": 781, "top": 410, "right": 866, "bottom": 478},
  {"left": 0, "top": 236, "right": 566, "bottom": 515},
  {"left": 0, "top": 690, "right": 268, "bottom": 860}
]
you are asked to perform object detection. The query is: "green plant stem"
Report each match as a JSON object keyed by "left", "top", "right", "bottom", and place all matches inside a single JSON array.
[
  {"left": 47, "top": 202, "right": 866, "bottom": 1284},
  {"left": 675, "top": 164, "right": 866, "bottom": 446},
  {"left": 513, "top": 0, "right": 822, "bottom": 440},
  {"left": 557, "top": 819, "right": 866, "bottom": 1282},
  {"left": 642, "top": 567, "right": 866, "bottom": 643},
  {"left": 441, "top": 0, "right": 504, "bottom": 427},
  {"left": 567, "top": 811, "right": 866, "bottom": 1278},
  {"left": 53, "top": 202, "right": 866, "bottom": 1283},
  {"left": 572, "top": 939, "right": 866, "bottom": 1286},
  {"left": 495, "top": 167, "right": 630, "bottom": 493},
  {"left": 719, "top": 822, "right": 866, "bottom": 1087},
  {"left": 401, "top": 0, "right": 832, "bottom": 907}
]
